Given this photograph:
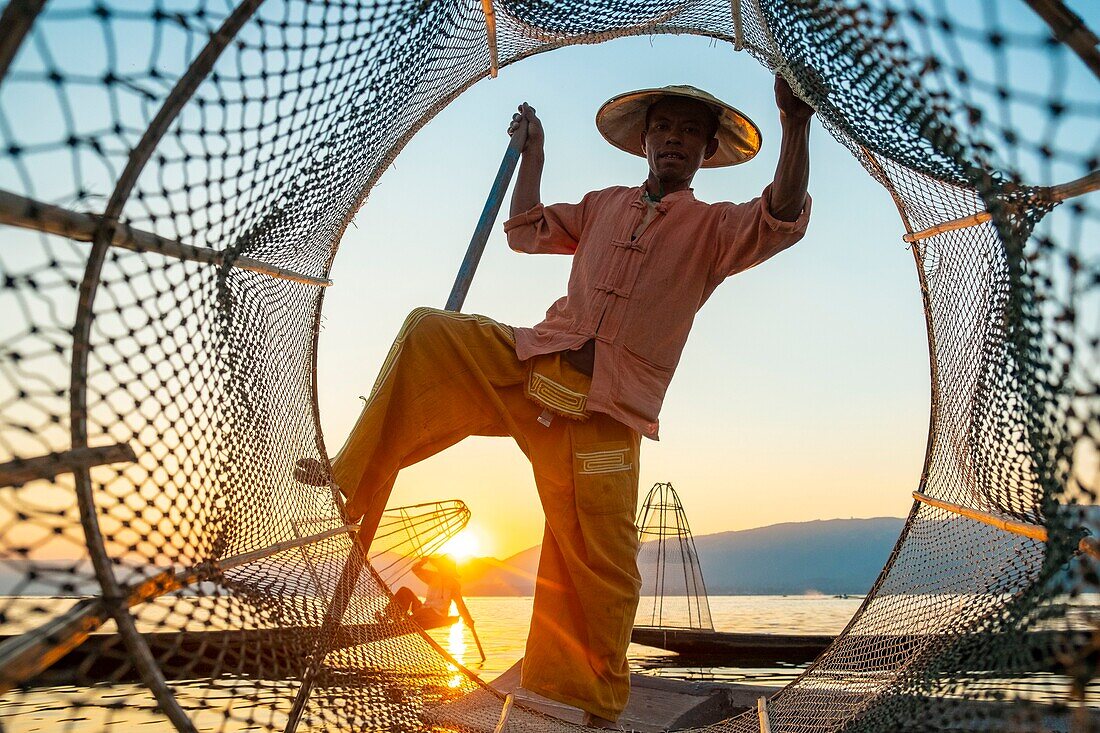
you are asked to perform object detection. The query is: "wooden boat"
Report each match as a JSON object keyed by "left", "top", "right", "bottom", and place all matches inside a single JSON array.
[
  {"left": 423, "top": 657, "right": 1096, "bottom": 733},
  {"left": 0, "top": 615, "right": 458, "bottom": 686},
  {"left": 630, "top": 627, "right": 1079, "bottom": 672},
  {"left": 632, "top": 626, "right": 833, "bottom": 663},
  {"left": 424, "top": 658, "right": 776, "bottom": 733}
]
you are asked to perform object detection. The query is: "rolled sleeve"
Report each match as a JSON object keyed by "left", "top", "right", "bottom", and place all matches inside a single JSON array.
[
  {"left": 713, "top": 184, "right": 811, "bottom": 278},
  {"left": 504, "top": 196, "right": 591, "bottom": 255}
]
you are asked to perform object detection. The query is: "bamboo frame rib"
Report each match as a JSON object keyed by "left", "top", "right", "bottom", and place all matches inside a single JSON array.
[
  {"left": 0, "top": 190, "right": 332, "bottom": 288},
  {"left": 219, "top": 522, "right": 360, "bottom": 572},
  {"left": 730, "top": 0, "right": 745, "bottom": 51},
  {"left": 913, "top": 495, "right": 1100, "bottom": 560},
  {"left": 0, "top": 443, "right": 136, "bottom": 487},
  {"left": 493, "top": 693, "right": 516, "bottom": 733},
  {"left": 902, "top": 170, "right": 1099, "bottom": 244},
  {"left": 757, "top": 696, "right": 773, "bottom": 733},
  {"left": 902, "top": 212, "right": 993, "bottom": 243},
  {"left": 0, "top": 520, "right": 358, "bottom": 692},
  {"left": 481, "top": 0, "right": 499, "bottom": 78},
  {"left": 1044, "top": 169, "right": 1100, "bottom": 202},
  {"left": 912, "top": 492, "right": 1048, "bottom": 542}
]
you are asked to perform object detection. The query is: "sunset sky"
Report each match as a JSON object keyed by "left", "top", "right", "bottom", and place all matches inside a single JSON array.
[{"left": 315, "top": 34, "right": 930, "bottom": 560}]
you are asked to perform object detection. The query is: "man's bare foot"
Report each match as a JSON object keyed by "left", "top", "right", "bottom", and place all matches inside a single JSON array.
[{"left": 294, "top": 458, "right": 330, "bottom": 486}]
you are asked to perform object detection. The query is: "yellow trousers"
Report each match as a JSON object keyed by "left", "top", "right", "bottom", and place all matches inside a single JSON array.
[{"left": 332, "top": 307, "right": 642, "bottom": 721}]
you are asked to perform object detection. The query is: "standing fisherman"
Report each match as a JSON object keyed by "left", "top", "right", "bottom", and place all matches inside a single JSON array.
[{"left": 299, "top": 77, "right": 813, "bottom": 727}]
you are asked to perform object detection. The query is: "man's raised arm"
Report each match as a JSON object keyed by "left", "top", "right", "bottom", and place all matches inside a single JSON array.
[
  {"left": 509, "top": 102, "right": 545, "bottom": 218},
  {"left": 768, "top": 76, "right": 814, "bottom": 222}
]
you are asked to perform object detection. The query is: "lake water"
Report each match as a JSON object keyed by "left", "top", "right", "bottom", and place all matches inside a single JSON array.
[
  {"left": 2, "top": 595, "right": 1094, "bottom": 731},
  {"left": 439, "top": 595, "right": 863, "bottom": 682}
]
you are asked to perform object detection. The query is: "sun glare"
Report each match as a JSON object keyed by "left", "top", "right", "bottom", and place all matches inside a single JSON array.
[{"left": 440, "top": 529, "right": 481, "bottom": 563}]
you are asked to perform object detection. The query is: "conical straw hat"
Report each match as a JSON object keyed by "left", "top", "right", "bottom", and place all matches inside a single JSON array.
[{"left": 595, "top": 84, "right": 761, "bottom": 168}]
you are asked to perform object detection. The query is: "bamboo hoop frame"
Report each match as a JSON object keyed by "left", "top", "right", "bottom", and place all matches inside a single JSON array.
[
  {"left": 0, "top": 190, "right": 331, "bottom": 288},
  {"left": 64, "top": 2, "right": 268, "bottom": 730},
  {"left": 0, "top": 4, "right": 1092, "bottom": 731}
]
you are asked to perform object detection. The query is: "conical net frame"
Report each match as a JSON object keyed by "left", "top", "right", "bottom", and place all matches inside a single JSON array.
[
  {"left": 636, "top": 482, "right": 714, "bottom": 631},
  {"left": 0, "top": 0, "right": 1095, "bottom": 731}
]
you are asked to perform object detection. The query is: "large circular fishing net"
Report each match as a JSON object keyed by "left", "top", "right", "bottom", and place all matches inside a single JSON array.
[{"left": 0, "top": 0, "right": 1097, "bottom": 731}]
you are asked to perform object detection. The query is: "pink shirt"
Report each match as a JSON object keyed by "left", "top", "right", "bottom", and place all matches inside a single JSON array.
[{"left": 503, "top": 183, "right": 811, "bottom": 440}]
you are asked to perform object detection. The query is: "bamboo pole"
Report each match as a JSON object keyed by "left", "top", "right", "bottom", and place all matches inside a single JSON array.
[
  {"left": 912, "top": 491, "right": 1047, "bottom": 542},
  {"left": 0, "top": 520, "right": 358, "bottom": 692},
  {"left": 0, "top": 442, "right": 136, "bottom": 487},
  {"left": 0, "top": 190, "right": 332, "bottom": 288},
  {"left": 445, "top": 115, "right": 527, "bottom": 312},
  {"left": 469, "top": 621, "right": 487, "bottom": 663},
  {"left": 481, "top": 0, "right": 499, "bottom": 78},
  {"left": 65, "top": 4, "right": 270, "bottom": 726}
]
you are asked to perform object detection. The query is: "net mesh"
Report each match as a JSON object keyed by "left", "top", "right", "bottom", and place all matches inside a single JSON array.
[{"left": 0, "top": 0, "right": 1097, "bottom": 731}]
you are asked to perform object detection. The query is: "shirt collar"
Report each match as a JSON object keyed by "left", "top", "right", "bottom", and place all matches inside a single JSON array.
[{"left": 637, "top": 183, "right": 696, "bottom": 205}]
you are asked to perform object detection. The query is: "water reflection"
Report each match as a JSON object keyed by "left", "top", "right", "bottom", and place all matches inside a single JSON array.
[{"left": 445, "top": 602, "right": 466, "bottom": 688}]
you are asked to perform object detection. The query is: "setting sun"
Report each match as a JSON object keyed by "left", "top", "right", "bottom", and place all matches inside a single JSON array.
[{"left": 440, "top": 529, "right": 482, "bottom": 563}]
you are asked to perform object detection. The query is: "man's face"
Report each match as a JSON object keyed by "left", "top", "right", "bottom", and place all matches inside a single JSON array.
[{"left": 641, "top": 97, "right": 720, "bottom": 186}]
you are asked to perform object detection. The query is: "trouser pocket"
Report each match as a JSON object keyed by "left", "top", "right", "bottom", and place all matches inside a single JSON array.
[
  {"left": 525, "top": 352, "right": 591, "bottom": 421},
  {"left": 573, "top": 440, "right": 638, "bottom": 515}
]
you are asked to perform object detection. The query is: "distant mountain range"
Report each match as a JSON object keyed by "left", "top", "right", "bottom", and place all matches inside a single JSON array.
[
  {"left": 690, "top": 517, "right": 904, "bottom": 595},
  {"left": 457, "top": 517, "right": 907, "bottom": 596},
  {"left": 11, "top": 510, "right": 1093, "bottom": 598}
]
